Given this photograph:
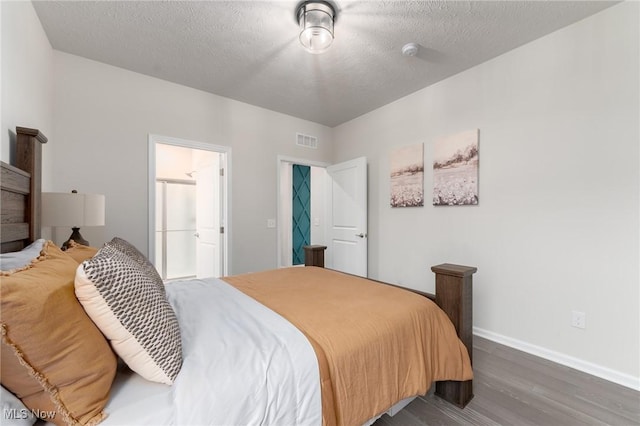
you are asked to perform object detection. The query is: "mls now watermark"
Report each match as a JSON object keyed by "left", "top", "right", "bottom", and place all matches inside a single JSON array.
[{"left": 4, "top": 408, "right": 56, "bottom": 421}]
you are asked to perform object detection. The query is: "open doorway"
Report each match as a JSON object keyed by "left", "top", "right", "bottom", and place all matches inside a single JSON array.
[
  {"left": 149, "top": 135, "right": 230, "bottom": 280},
  {"left": 277, "top": 156, "right": 368, "bottom": 276},
  {"left": 277, "top": 156, "right": 329, "bottom": 268}
]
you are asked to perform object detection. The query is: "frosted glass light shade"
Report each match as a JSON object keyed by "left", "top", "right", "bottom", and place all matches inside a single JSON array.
[
  {"left": 297, "top": 1, "right": 335, "bottom": 54},
  {"left": 42, "top": 192, "right": 105, "bottom": 227}
]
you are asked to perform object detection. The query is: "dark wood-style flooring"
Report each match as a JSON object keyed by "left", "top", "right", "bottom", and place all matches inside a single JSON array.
[{"left": 374, "top": 336, "right": 640, "bottom": 426}]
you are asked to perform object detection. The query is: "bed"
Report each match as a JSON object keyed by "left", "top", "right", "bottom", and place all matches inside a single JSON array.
[{"left": 1, "top": 127, "right": 474, "bottom": 426}]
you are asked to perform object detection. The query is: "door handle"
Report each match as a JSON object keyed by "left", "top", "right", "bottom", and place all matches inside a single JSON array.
[
  {"left": 194, "top": 232, "right": 200, "bottom": 238},
  {"left": 355, "top": 233, "right": 367, "bottom": 238}
]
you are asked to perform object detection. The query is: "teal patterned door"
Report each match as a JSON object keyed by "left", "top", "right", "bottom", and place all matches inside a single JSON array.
[{"left": 292, "top": 164, "right": 311, "bottom": 265}]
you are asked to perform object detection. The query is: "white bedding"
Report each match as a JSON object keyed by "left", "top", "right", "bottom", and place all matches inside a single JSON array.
[{"left": 96, "top": 278, "right": 322, "bottom": 426}]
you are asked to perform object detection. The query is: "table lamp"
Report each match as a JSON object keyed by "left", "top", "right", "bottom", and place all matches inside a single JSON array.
[{"left": 42, "top": 190, "right": 105, "bottom": 250}]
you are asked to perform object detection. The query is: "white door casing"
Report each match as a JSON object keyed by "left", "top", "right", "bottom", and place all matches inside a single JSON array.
[{"left": 326, "top": 157, "right": 367, "bottom": 277}]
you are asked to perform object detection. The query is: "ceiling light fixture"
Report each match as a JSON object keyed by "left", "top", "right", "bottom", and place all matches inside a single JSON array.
[{"left": 296, "top": 1, "right": 336, "bottom": 54}]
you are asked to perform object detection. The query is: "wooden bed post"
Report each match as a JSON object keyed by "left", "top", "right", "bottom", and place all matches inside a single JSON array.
[
  {"left": 16, "top": 127, "right": 47, "bottom": 243},
  {"left": 0, "top": 127, "right": 47, "bottom": 252},
  {"left": 431, "top": 263, "right": 476, "bottom": 408},
  {"left": 302, "top": 250, "right": 477, "bottom": 409}
]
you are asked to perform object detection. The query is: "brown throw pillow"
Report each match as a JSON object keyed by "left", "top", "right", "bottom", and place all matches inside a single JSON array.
[
  {"left": 64, "top": 240, "right": 99, "bottom": 264},
  {"left": 0, "top": 241, "right": 117, "bottom": 425}
]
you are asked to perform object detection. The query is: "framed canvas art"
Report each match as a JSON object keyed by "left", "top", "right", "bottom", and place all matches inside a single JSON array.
[
  {"left": 433, "top": 129, "right": 479, "bottom": 206},
  {"left": 390, "top": 143, "right": 424, "bottom": 207}
]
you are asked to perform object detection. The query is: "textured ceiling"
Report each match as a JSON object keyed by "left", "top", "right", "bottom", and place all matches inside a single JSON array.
[{"left": 33, "top": 1, "right": 617, "bottom": 127}]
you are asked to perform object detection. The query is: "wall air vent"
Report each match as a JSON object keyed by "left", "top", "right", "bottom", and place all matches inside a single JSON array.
[{"left": 296, "top": 133, "right": 318, "bottom": 149}]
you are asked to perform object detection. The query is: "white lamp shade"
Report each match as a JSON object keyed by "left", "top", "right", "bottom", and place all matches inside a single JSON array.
[{"left": 42, "top": 192, "right": 105, "bottom": 227}]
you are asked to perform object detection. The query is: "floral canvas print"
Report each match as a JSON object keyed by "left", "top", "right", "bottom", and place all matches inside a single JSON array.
[
  {"left": 390, "top": 143, "right": 424, "bottom": 207},
  {"left": 433, "top": 129, "right": 479, "bottom": 206}
]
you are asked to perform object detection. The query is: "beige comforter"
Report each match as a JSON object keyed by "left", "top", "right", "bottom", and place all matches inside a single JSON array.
[{"left": 223, "top": 267, "right": 473, "bottom": 426}]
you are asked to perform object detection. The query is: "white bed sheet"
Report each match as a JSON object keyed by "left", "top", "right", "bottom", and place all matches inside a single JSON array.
[{"left": 95, "top": 277, "right": 322, "bottom": 426}]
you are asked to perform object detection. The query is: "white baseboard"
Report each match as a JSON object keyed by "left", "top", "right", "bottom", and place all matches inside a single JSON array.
[{"left": 473, "top": 327, "right": 640, "bottom": 392}]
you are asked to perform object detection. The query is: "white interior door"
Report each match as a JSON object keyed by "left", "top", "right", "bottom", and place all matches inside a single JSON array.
[
  {"left": 196, "top": 155, "right": 221, "bottom": 278},
  {"left": 326, "top": 157, "right": 367, "bottom": 277}
]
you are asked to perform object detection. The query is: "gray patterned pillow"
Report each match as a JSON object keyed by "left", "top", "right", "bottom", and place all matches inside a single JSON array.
[
  {"left": 106, "top": 237, "right": 165, "bottom": 294},
  {"left": 75, "top": 245, "right": 182, "bottom": 384}
]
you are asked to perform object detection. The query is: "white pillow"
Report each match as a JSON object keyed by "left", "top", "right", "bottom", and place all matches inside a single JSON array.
[
  {"left": 75, "top": 245, "right": 183, "bottom": 384},
  {"left": 0, "top": 386, "right": 36, "bottom": 426},
  {"left": 0, "top": 239, "right": 45, "bottom": 271}
]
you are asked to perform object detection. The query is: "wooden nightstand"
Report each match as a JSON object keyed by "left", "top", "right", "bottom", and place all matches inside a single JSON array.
[{"left": 303, "top": 245, "right": 327, "bottom": 267}]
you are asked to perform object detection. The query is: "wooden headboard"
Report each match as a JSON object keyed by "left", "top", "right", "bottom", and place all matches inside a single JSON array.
[{"left": 0, "top": 127, "right": 47, "bottom": 253}]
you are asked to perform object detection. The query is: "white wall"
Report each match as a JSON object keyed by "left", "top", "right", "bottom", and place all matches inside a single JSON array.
[
  {"left": 51, "top": 51, "right": 333, "bottom": 273},
  {"left": 156, "top": 144, "right": 199, "bottom": 181},
  {"left": 333, "top": 2, "right": 639, "bottom": 386},
  {"left": 1, "top": 1, "right": 53, "bottom": 190}
]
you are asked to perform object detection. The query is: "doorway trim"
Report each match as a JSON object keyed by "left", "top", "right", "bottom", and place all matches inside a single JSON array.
[
  {"left": 148, "top": 134, "right": 232, "bottom": 276},
  {"left": 276, "top": 155, "right": 329, "bottom": 268}
]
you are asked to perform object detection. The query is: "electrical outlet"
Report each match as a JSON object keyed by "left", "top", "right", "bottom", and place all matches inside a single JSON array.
[
  {"left": 266, "top": 219, "right": 276, "bottom": 228},
  {"left": 571, "top": 310, "right": 586, "bottom": 329}
]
